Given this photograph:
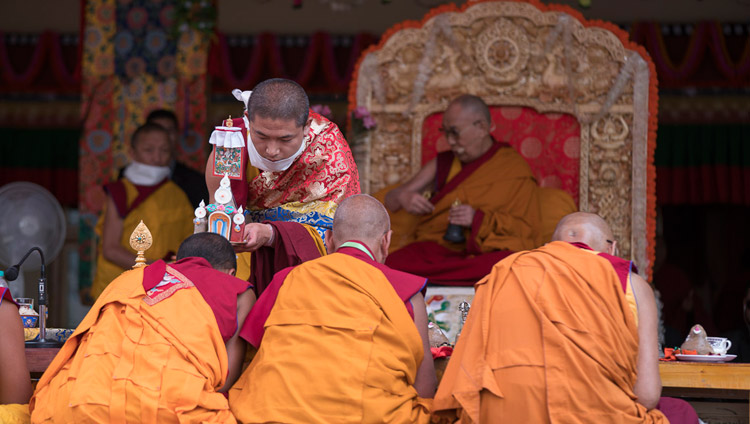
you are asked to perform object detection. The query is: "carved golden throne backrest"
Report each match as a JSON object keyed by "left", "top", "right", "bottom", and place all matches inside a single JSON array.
[{"left": 348, "top": 0, "right": 658, "bottom": 279}]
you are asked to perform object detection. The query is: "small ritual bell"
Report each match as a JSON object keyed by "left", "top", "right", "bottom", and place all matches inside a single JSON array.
[{"left": 443, "top": 199, "right": 466, "bottom": 244}]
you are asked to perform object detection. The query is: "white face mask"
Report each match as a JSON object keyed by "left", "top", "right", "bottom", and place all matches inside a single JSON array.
[
  {"left": 123, "top": 161, "right": 171, "bottom": 186},
  {"left": 243, "top": 115, "right": 306, "bottom": 173}
]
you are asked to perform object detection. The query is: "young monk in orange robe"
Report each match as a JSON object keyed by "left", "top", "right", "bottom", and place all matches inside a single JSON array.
[
  {"left": 92, "top": 123, "right": 194, "bottom": 300},
  {"left": 229, "top": 195, "right": 436, "bottom": 423},
  {"left": 433, "top": 213, "right": 682, "bottom": 423},
  {"left": 0, "top": 286, "right": 32, "bottom": 423},
  {"left": 30, "top": 233, "right": 255, "bottom": 424},
  {"left": 382, "top": 95, "right": 542, "bottom": 286}
]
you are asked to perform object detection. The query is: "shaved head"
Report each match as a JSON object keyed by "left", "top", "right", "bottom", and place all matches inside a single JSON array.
[
  {"left": 248, "top": 78, "right": 310, "bottom": 127},
  {"left": 331, "top": 195, "right": 392, "bottom": 261},
  {"left": 448, "top": 94, "right": 491, "bottom": 125},
  {"left": 552, "top": 212, "right": 615, "bottom": 254}
]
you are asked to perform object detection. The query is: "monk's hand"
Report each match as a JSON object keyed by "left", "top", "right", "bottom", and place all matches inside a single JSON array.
[
  {"left": 449, "top": 204, "right": 475, "bottom": 228},
  {"left": 400, "top": 191, "right": 435, "bottom": 215},
  {"left": 234, "top": 223, "right": 274, "bottom": 253}
]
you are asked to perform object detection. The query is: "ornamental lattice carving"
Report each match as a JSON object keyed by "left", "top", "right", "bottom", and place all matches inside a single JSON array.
[{"left": 351, "top": 1, "right": 654, "bottom": 275}]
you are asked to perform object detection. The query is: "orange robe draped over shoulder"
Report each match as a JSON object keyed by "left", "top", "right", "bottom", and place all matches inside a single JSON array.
[
  {"left": 229, "top": 251, "right": 431, "bottom": 423},
  {"left": 433, "top": 241, "right": 668, "bottom": 423},
  {"left": 30, "top": 263, "right": 241, "bottom": 424},
  {"left": 385, "top": 143, "right": 542, "bottom": 286}
]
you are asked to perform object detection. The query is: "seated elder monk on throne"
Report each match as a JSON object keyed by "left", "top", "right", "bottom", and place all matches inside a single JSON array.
[{"left": 382, "top": 95, "right": 545, "bottom": 286}]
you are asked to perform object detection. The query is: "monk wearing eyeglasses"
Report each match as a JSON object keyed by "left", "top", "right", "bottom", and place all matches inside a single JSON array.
[{"left": 382, "top": 94, "right": 543, "bottom": 286}]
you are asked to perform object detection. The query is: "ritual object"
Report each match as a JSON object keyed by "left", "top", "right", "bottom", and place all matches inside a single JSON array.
[
  {"left": 193, "top": 200, "right": 208, "bottom": 233},
  {"left": 194, "top": 174, "right": 246, "bottom": 243},
  {"left": 681, "top": 324, "right": 714, "bottom": 355},
  {"left": 130, "top": 220, "right": 152, "bottom": 269},
  {"left": 209, "top": 115, "right": 245, "bottom": 179},
  {"left": 443, "top": 199, "right": 465, "bottom": 244}
]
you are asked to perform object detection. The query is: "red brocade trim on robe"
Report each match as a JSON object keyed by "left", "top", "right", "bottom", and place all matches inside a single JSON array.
[{"left": 226, "top": 111, "right": 360, "bottom": 210}]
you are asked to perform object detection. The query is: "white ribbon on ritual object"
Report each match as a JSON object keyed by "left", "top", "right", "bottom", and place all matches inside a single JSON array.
[{"left": 208, "top": 126, "right": 245, "bottom": 148}]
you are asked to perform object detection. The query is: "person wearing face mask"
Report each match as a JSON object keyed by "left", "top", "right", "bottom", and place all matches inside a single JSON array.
[
  {"left": 91, "top": 123, "right": 194, "bottom": 300},
  {"left": 205, "top": 78, "right": 360, "bottom": 291},
  {"left": 380, "top": 94, "right": 548, "bottom": 286}
]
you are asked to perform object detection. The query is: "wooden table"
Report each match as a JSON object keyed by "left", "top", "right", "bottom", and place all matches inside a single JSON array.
[
  {"left": 25, "top": 347, "right": 60, "bottom": 374},
  {"left": 660, "top": 361, "right": 750, "bottom": 421}
]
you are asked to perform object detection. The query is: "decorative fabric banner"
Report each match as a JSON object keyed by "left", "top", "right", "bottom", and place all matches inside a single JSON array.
[{"left": 78, "top": 0, "right": 210, "bottom": 295}]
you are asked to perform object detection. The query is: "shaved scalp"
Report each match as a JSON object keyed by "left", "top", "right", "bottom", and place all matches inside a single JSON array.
[
  {"left": 177, "top": 232, "right": 237, "bottom": 270},
  {"left": 332, "top": 194, "right": 390, "bottom": 245},
  {"left": 247, "top": 78, "right": 309, "bottom": 127},
  {"left": 551, "top": 212, "right": 614, "bottom": 253},
  {"left": 449, "top": 94, "right": 491, "bottom": 124}
]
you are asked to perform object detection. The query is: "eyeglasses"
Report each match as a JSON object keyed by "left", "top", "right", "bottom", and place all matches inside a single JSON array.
[{"left": 439, "top": 120, "right": 483, "bottom": 141}]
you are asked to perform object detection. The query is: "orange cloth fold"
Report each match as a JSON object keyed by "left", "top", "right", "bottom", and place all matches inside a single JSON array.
[
  {"left": 229, "top": 252, "right": 431, "bottom": 423},
  {"left": 30, "top": 266, "right": 236, "bottom": 423},
  {"left": 433, "top": 242, "right": 668, "bottom": 423}
]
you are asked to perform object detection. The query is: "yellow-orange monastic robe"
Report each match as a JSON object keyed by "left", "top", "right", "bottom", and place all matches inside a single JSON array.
[
  {"left": 390, "top": 144, "right": 542, "bottom": 253},
  {"left": 30, "top": 267, "right": 236, "bottom": 424},
  {"left": 229, "top": 252, "right": 431, "bottom": 423},
  {"left": 92, "top": 178, "right": 194, "bottom": 299},
  {"left": 433, "top": 241, "right": 668, "bottom": 423}
]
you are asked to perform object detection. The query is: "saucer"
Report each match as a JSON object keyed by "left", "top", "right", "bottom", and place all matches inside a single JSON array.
[{"left": 675, "top": 354, "right": 737, "bottom": 363}]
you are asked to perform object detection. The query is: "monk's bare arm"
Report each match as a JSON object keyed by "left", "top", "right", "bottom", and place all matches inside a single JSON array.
[
  {"left": 411, "top": 292, "right": 437, "bottom": 398},
  {"left": 205, "top": 149, "right": 220, "bottom": 203},
  {"left": 631, "top": 273, "right": 662, "bottom": 410},
  {"left": 101, "top": 195, "right": 139, "bottom": 269},
  {"left": 384, "top": 159, "right": 437, "bottom": 215},
  {"left": 219, "top": 288, "right": 256, "bottom": 393},
  {"left": 0, "top": 301, "right": 32, "bottom": 404}
]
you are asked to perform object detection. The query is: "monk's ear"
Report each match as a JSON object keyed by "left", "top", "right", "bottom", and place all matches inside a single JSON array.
[
  {"left": 488, "top": 120, "right": 496, "bottom": 133},
  {"left": 303, "top": 116, "right": 313, "bottom": 134},
  {"left": 380, "top": 230, "right": 392, "bottom": 261},
  {"left": 608, "top": 240, "right": 618, "bottom": 256},
  {"left": 325, "top": 229, "right": 335, "bottom": 254}
]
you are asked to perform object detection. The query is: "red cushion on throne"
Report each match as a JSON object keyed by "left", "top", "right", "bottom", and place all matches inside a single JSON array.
[{"left": 421, "top": 106, "right": 581, "bottom": 204}]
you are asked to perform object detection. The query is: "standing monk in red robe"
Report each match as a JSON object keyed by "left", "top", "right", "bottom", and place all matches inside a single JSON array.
[
  {"left": 30, "top": 233, "right": 256, "bottom": 423},
  {"left": 205, "top": 79, "right": 359, "bottom": 287},
  {"left": 382, "top": 95, "right": 542, "bottom": 286}
]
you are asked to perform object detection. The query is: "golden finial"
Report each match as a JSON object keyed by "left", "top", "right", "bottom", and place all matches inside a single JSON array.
[
  {"left": 225, "top": 115, "right": 233, "bottom": 127},
  {"left": 129, "top": 220, "right": 153, "bottom": 269},
  {"left": 452, "top": 198, "right": 462, "bottom": 207}
]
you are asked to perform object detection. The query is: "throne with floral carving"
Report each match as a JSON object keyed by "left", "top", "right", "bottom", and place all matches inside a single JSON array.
[{"left": 348, "top": 0, "right": 658, "bottom": 283}]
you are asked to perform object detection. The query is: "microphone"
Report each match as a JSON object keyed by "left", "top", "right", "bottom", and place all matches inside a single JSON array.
[
  {"left": 5, "top": 247, "right": 48, "bottom": 342},
  {"left": 4, "top": 246, "right": 46, "bottom": 282}
]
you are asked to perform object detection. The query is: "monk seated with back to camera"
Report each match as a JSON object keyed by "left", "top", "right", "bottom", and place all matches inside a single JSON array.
[
  {"left": 433, "top": 212, "right": 698, "bottom": 424},
  {"left": 30, "top": 232, "right": 255, "bottom": 424},
  {"left": 229, "top": 194, "right": 436, "bottom": 423},
  {"left": 381, "top": 94, "right": 573, "bottom": 286}
]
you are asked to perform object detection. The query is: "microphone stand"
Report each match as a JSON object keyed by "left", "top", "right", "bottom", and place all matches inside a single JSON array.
[{"left": 5, "top": 247, "right": 61, "bottom": 348}]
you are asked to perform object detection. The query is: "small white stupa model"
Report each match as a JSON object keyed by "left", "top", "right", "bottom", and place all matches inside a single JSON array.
[{"left": 193, "top": 174, "right": 246, "bottom": 243}]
